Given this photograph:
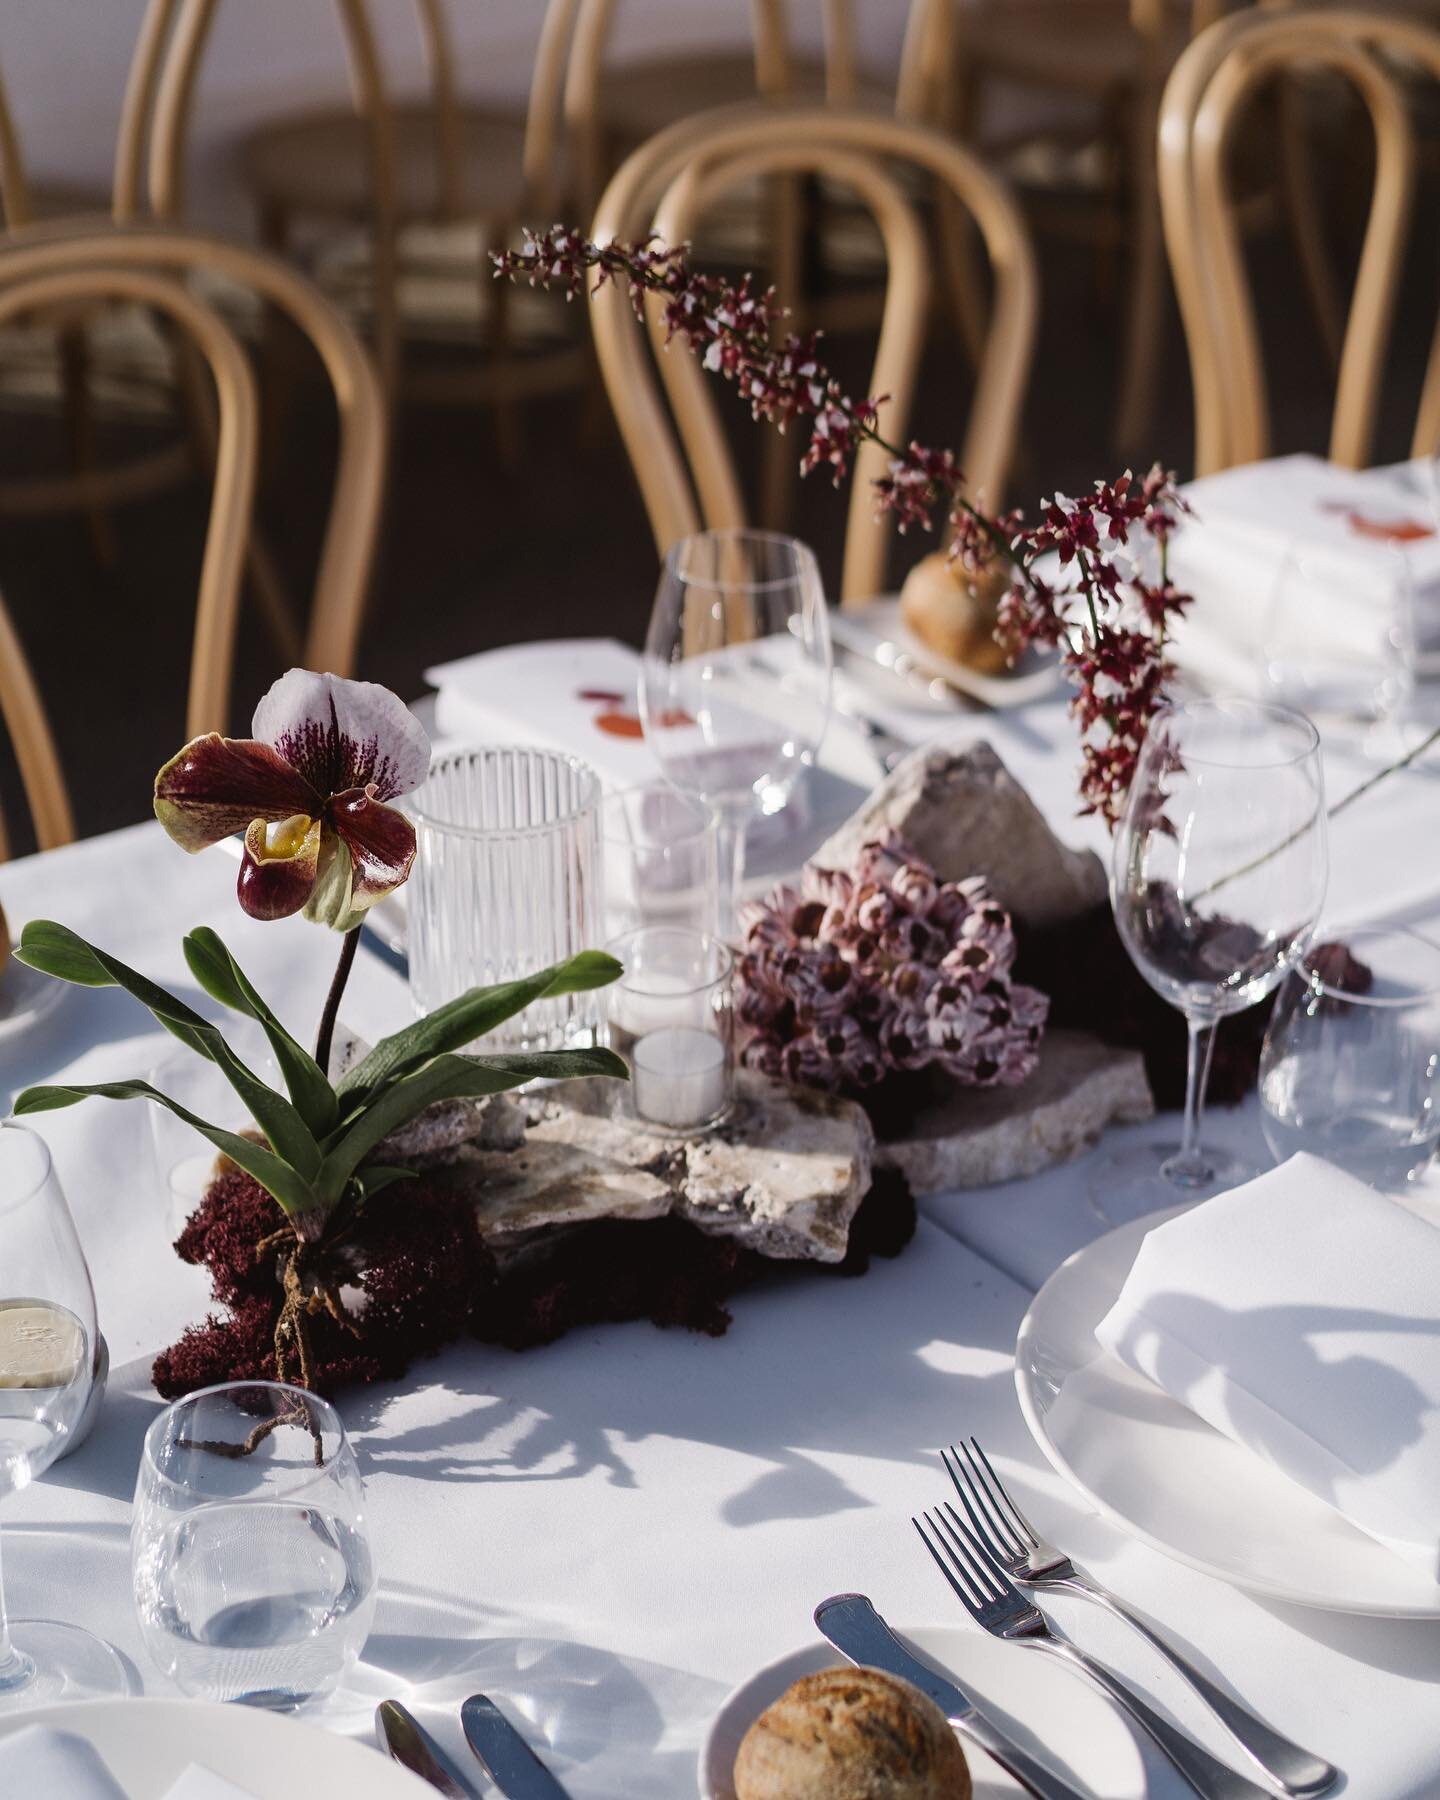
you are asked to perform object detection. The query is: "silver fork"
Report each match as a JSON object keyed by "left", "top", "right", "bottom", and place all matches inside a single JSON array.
[
  {"left": 943, "top": 1441, "right": 1337, "bottom": 1797},
  {"left": 914, "top": 1504, "right": 1278, "bottom": 1800}
]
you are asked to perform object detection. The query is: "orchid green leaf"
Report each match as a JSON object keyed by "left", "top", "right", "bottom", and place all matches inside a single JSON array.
[
  {"left": 351, "top": 1164, "right": 417, "bottom": 1204},
  {"left": 318, "top": 1044, "right": 626, "bottom": 1208},
  {"left": 11, "top": 1079, "right": 324, "bottom": 1235},
  {"left": 183, "top": 927, "right": 338, "bottom": 1137},
  {"left": 335, "top": 951, "right": 624, "bottom": 1107},
  {"left": 14, "top": 921, "right": 323, "bottom": 1182}
]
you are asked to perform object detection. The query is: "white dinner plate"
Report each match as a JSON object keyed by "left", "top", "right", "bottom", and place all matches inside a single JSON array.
[
  {"left": 0, "top": 953, "right": 65, "bottom": 1048},
  {"left": 699, "top": 1624, "right": 1145, "bottom": 1799},
  {"left": 832, "top": 597, "right": 1061, "bottom": 710},
  {"left": 1016, "top": 1209, "right": 1440, "bottom": 1619},
  {"left": 0, "top": 1698, "right": 431, "bottom": 1798}
]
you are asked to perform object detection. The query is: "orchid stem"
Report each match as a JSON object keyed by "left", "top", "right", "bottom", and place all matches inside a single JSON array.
[{"left": 315, "top": 926, "right": 361, "bottom": 1076}]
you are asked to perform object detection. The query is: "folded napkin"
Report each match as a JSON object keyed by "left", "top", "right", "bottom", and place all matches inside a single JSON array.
[
  {"left": 0, "top": 1726, "right": 128, "bottom": 1798},
  {"left": 1167, "top": 454, "right": 1440, "bottom": 695},
  {"left": 162, "top": 1768, "right": 256, "bottom": 1800},
  {"left": 1094, "top": 1154, "right": 1440, "bottom": 1579}
]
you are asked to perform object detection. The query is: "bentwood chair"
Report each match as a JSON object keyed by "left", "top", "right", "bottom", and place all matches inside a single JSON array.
[
  {"left": 1160, "top": 7, "right": 1440, "bottom": 475},
  {"left": 139, "top": 0, "right": 587, "bottom": 433},
  {"left": 590, "top": 104, "right": 1037, "bottom": 606},
  {"left": 0, "top": 226, "right": 385, "bottom": 747},
  {"left": 914, "top": 0, "right": 1258, "bottom": 451}
]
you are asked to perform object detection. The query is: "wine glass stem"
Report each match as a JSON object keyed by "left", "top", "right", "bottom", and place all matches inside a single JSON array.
[
  {"left": 1166, "top": 1015, "right": 1219, "bottom": 1188},
  {"left": 0, "top": 1520, "right": 35, "bottom": 1694},
  {"left": 715, "top": 815, "right": 748, "bottom": 941}
]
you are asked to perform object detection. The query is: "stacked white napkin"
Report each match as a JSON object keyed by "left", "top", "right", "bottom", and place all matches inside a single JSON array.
[
  {"left": 0, "top": 1725, "right": 256, "bottom": 1799},
  {"left": 1167, "top": 454, "right": 1440, "bottom": 694},
  {"left": 1095, "top": 1154, "right": 1440, "bottom": 1580}
]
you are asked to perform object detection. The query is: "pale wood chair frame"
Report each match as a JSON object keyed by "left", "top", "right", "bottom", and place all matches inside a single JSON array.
[
  {"left": 0, "top": 223, "right": 386, "bottom": 731},
  {"left": 0, "top": 261, "right": 255, "bottom": 856},
  {"left": 1162, "top": 8, "right": 1440, "bottom": 473},
  {"left": 590, "top": 103, "right": 1038, "bottom": 606}
]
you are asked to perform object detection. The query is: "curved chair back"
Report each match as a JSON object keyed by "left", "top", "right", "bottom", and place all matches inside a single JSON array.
[
  {"left": 0, "top": 585, "right": 74, "bottom": 857},
  {"left": 1160, "top": 7, "right": 1440, "bottom": 473},
  {"left": 0, "top": 224, "right": 385, "bottom": 743},
  {"left": 590, "top": 104, "right": 1037, "bottom": 605}
]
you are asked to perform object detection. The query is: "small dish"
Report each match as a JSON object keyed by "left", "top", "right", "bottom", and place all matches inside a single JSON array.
[
  {"left": 700, "top": 1623, "right": 1144, "bottom": 1798},
  {"left": 831, "top": 598, "right": 1060, "bottom": 710}
]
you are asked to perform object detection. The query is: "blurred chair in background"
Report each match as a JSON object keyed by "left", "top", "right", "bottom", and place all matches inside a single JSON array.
[
  {"left": 1160, "top": 6, "right": 1440, "bottom": 475},
  {"left": 590, "top": 103, "right": 1037, "bottom": 605},
  {"left": 138, "top": 0, "right": 588, "bottom": 454},
  {"left": 922, "top": 0, "right": 1261, "bottom": 452},
  {"left": 0, "top": 226, "right": 384, "bottom": 774}
]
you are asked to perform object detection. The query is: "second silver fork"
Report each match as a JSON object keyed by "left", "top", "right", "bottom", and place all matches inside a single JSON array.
[{"left": 942, "top": 1440, "right": 1337, "bottom": 1797}]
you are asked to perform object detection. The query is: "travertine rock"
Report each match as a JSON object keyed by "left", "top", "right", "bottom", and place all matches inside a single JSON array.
[
  {"left": 331, "top": 1026, "right": 528, "bottom": 1163},
  {"left": 875, "top": 1029, "right": 1152, "bottom": 1194},
  {"left": 440, "top": 1072, "right": 875, "bottom": 1265},
  {"left": 812, "top": 741, "right": 1106, "bottom": 928}
]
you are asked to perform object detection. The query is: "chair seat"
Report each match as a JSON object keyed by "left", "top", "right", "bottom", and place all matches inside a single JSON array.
[
  {"left": 242, "top": 102, "right": 547, "bottom": 223},
  {"left": 966, "top": 0, "right": 1186, "bottom": 95}
]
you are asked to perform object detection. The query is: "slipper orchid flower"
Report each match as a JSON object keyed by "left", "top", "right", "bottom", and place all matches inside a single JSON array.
[{"left": 153, "top": 669, "right": 431, "bottom": 932}]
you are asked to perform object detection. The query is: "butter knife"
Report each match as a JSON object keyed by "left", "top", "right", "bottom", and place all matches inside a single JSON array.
[
  {"left": 376, "top": 1699, "right": 483, "bottom": 1798},
  {"left": 462, "top": 1693, "right": 572, "bottom": 1799},
  {"left": 814, "top": 1594, "right": 1086, "bottom": 1800}
]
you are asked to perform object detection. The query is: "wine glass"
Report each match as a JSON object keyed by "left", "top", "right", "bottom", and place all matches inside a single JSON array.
[
  {"left": 640, "top": 529, "right": 832, "bottom": 935},
  {"left": 1097, "top": 697, "right": 1329, "bottom": 1223},
  {"left": 0, "top": 1122, "right": 127, "bottom": 1708}
]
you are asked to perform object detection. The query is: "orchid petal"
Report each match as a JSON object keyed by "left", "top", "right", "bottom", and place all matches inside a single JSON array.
[
  {"left": 330, "top": 785, "right": 417, "bottom": 907},
  {"left": 302, "top": 831, "right": 360, "bottom": 932},
  {"left": 154, "top": 735, "right": 320, "bottom": 853},
  {"left": 238, "top": 813, "right": 322, "bottom": 920},
  {"left": 252, "top": 669, "right": 431, "bottom": 802}
]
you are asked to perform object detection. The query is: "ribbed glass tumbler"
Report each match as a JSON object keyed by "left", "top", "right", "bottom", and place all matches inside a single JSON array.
[{"left": 408, "top": 746, "right": 605, "bottom": 1051}]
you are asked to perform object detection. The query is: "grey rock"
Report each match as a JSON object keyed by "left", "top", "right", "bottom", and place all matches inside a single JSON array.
[
  {"left": 442, "top": 1071, "right": 874, "bottom": 1265},
  {"left": 812, "top": 740, "right": 1106, "bottom": 928},
  {"left": 875, "top": 1028, "right": 1153, "bottom": 1194},
  {"left": 332, "top": 1024, "right": 529, "bottom": 1164}
]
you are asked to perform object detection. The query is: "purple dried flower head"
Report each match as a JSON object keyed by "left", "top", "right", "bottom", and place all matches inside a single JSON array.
[
  {"left": 741, "top": 1034, "right": 785, "bottom": 1080},
  {"left": 733, "top": 830, "right": 1045, "bottom": 1101}
]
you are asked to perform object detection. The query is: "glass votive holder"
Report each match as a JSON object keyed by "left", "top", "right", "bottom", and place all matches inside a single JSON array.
[
  {"left": 602, "top": 782, "right": 719, "bottom": 936},
  {"left": 132, "top": 1381, "right": 376, "bottom": 1711},
  {"left": 606, "top": 927, "right": 734, "bottom": 1133},
  {"left": 1259, "top": 926, "right": 1440, "bottom": 1189},
  {"left": 407, "top": 745, "right": 605, "bottom": 1052}
]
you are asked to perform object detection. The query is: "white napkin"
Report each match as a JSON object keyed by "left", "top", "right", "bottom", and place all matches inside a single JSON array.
[
  {"left": 1094, "top": 1154, "right": 1440, "bottom": 1579},
  {"left": 1167, "top": 454, "right": 1440, "bottom": 694},
  {"left": 0, "top": 1726, "right": 128, "bottom": 1797},
  {"left": 162, "top": 1768, "right": 257, "bottom": 1800}
]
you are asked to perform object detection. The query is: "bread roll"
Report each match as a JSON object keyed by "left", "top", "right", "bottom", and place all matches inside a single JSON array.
[
  {"left": 733, "top": 1667, "right": 971, "bottom": 1800},
  {"left": 899, "top": 551, "right": 1010, "bottom": 675}
]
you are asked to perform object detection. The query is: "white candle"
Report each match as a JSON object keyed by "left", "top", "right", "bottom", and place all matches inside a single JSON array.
[
  {"left": 0, "top": 1300, "right": 85, "bottom": 1389},
  {"left": 632, "top": 1026, "right": 730, "bottom": 1130}
]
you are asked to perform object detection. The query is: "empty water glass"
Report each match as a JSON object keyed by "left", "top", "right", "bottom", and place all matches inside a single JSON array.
[
  {"left": 132, "top": 1381, "right": 376, "bottom": 1711},
  {"left": 602, "top": 784, "right": 719, "bottom": 936},
  {"left": 1260, "top": 927, "right": 1440, "bottom": 1189},
  {"left": 407, "top": 745, "right": 605, "bottom": 1051}
]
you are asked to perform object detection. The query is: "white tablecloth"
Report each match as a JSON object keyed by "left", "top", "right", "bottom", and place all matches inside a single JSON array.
[{"left": 2, "top": 784, "right": 1440, "bottom": 1795}]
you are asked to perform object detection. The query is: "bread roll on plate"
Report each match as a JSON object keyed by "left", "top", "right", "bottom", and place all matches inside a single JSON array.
[
  {"left": 899, "top": 552, "right": 1009, "bottom": 676},
  {"left": 733, "top": 1666, "right": 971, "bottom": 1800}
]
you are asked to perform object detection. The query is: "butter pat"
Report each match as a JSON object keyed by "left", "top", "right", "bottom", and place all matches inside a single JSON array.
[{"left": 0, "top": 1301, "right": 85, "bottom": 1389}]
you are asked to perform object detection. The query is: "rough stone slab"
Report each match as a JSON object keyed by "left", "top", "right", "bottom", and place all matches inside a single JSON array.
[
  {"left": 812, "top": 741, "right": 1106, "bottom": 929},
  {"left": 332, "top": 1025, "right": 528, "bottom": 1162},
  {"left": 432, "top": 1073, "right": 872, "bottom": 1264},
  {"left": 874, "top": 1028, "right": 1153, "bottom": 1194}
]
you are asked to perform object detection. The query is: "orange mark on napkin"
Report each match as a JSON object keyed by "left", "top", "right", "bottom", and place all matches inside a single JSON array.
[
  {"left": 1319, "top": 500, "right": 1434, "bottom": 543},
  {"left": 594, "top": 707, "right": 693, "bottom": 738}
]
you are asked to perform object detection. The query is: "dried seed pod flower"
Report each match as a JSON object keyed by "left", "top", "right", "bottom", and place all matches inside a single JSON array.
[{"left": 737, "top": 832, "right": 1047, "bottom": 1098}]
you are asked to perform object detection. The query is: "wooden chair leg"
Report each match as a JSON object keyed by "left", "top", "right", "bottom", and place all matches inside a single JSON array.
[
  {"left": 1113, "top": 94, "right": 1166, "bottom": 453},
  {"left": 257, "top": 200, "right": 300, "bottom": 479},
  {"left": 57, "top": 322, "right": 119, "bottom": 568},
  {"left": 936, "top": 184, "right": 990, "bottom": 367}
]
